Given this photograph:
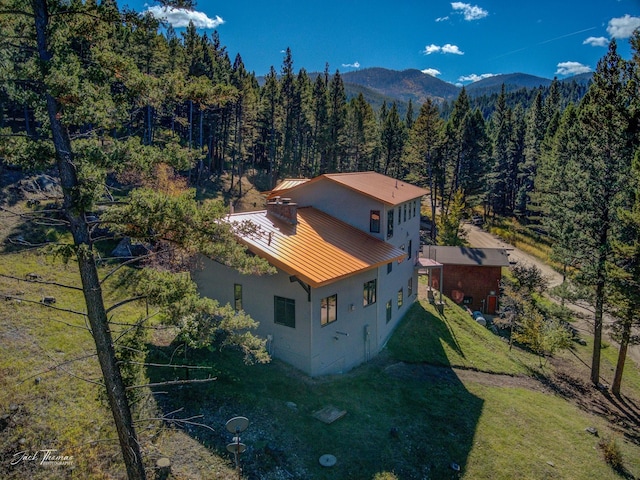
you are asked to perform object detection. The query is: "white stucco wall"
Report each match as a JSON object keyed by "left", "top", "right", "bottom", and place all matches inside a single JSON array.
[{"left": 192, "top": 256, "right": 418, "bottom": 376}]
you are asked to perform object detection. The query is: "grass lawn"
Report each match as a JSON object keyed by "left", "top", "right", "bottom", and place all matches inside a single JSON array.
[
  {"left": 146, "top": 298, "right": 640, "bottom": 480},
  {"left": 1, "top": 200, "right": 639, "bottom": 479}
]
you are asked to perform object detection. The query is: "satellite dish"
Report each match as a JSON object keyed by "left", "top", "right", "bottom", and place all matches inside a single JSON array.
[
  {"left": 227, "top": 442, "right": 247, "bottom": 454},
  {"left": 226, "top": 416, "right": 249, "bottom": 434}
]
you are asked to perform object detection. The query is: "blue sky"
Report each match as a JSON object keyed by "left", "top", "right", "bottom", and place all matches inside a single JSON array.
[{"left": 124, "top": 0, "right": 640, "bottom": 85}]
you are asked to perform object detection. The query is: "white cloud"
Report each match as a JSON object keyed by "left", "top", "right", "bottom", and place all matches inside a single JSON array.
[
  {"left": 555, "top": 61, "right": 592, "bottom": 76},
  {"left": 607, "top": 14, "right": 640, "bottom": 39},
  {"left": 424, "top": 44, "right": 441, "bottom": 55},
  {"left": 583, "top": 36, "right": 609, "bottom": 47},
  {"left": 435, "top": 16, "right": 449, "bottom": 22},
  {"left": 342, "top": 62, "right": 361, "bottom": 68},
  {"left": 451, "top": 2, "right": 488, "bottom": 21},
  {"left": 442, "top": 44, "right": 464, "bottom": 55},
  {"left": 421, "top": 68, "right": 442, "bottom": 77},
  {"left": 423, "top": 43, "right": 464, "bottom": 55},
  {"left": 147, "top": 6, "right": 224, "bottom": 29},
  {"left": 457, "top": 73, "right": 496, "bottom": 83}
]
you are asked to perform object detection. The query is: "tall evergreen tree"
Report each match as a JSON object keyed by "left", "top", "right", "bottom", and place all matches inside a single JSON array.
[
  {"left": 517, "top": 91, "right": 545, "bottom": 217},
  {"left": 574, "top": 40, "right": 634, "bottom": 385},
  {"left": 380, "top": 102, "right": 404, "bottom": 177},
  {"left": 403, "top": 99, "right": 445, "bottom": 241},
  {"left": 488, "top": 86, "right": 513, "bottom": 216},
  {"left": 326, "top": 69, "right": 347, "bottom": 172}
]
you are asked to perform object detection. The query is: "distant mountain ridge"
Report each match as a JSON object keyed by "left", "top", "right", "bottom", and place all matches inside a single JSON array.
[
  {"left": 339, "top": 67, "right": 592, "bottom": 108},
  {"left": 341, "top": 68, "right": 460, "bottom": 104}
]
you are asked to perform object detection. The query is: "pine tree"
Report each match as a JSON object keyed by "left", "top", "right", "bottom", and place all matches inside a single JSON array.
[
  {"left": 403, "top": 99, "right": 445, "bottom": 241},
  {"left": 607, "top": 153, "right": 640, "bottom": 396},
  {"left": 488, "top": 85, "right": 513, "bottom": 216},
  {"left": 380, "top": 102, "right": 404, "bottom": 177},
  {"left": 574, "top": 40, "right": 634, "bottom": 385},
  {"left": 517, "top": 91, "right": 545, "bottom": 218},
  {"left": 326, "top": 69, "right": 347, "bottom": 172}
]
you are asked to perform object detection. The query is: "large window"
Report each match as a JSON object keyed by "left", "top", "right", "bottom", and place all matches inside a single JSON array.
[
  {"left": 234, "top": 284, "right": 243, "bottom": 311},
  {"left": 387, "top": 210, "right": 394, "bottom": 238},
  {"left": 363, "top": 279, "right": 377, "bottom": 306},
  {"left": 370, "top": 210, "right": 380, "bottom": 233},
  {"left": 274, "top": 296, "right": 295, "bottom": 328},
  {"left": 397, "top": 288, "right": 403, "bottom": 309},
  {"left": 321, "top": 294, "right": 337, "bottom": 326}
]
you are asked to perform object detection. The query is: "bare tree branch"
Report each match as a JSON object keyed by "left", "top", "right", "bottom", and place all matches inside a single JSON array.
[
  {"left": 126, "top": 377, "right": 217, "bottom": 390},
  {"left": 19, "top": 352, "right": 98, "bottom": 384},
  {"left": 133, "top": 408, "right": 216, "bottom": 433},
  {"left": 100, "top": 251, "right": 160, "bottom": 285},
  {"left": 105, "top": 295, "right": 147, "bottom": 315},
  {"left": 3, "top": 295, "right": 90, "bottom": 330},
  {"left": 119, "top": 361, "right": 214, "bottom": 370},
  {"left": 34, "top": 345, "right": 104, "bottom": 387},
  {"left": 0, "top": 273, "right": 83, "bottom": 291}
]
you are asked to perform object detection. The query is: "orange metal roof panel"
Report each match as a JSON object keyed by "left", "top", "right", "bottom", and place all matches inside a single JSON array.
[
  {"left": 264, "top": 178, "right": 310, "bottom": 198},
  {"left": 322, "top": 172, "right": 429, "bottom": 205},
  {"left": 231, "top": 207, "right": 406, "bottom": 288}
]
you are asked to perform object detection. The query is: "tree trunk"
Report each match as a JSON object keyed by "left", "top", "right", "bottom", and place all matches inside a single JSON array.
[
  {"left": 32, "top": 2, "right": 146, "bottom": 478},
  {"left": 591, "top": 264, "right": 605, "bottom": 385},
  {"left": 611, "top": 314, "right": 632, "bottom": 396}
]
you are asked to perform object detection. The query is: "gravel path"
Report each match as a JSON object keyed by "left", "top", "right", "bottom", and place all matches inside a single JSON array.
[{"left": 463, "top": 223, "right": 640, "bottom": 371}]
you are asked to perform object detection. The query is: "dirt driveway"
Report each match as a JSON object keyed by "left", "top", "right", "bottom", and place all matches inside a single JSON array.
[{"left": 463, "top": 223, "right": 640, "bottom": 371}]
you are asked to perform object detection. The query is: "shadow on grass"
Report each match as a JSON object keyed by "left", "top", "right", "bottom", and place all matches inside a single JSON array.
[{"left": 144, "top": 303, "right": 484, "bottom": 479}]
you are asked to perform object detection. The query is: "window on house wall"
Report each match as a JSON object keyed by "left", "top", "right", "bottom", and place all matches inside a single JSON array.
[
  {"left": 387, "top": 210, "right": 394, "bottom": 238},
  {"left": 274, "top": 296, "right": 295, "bottom": 328},
  {"left": 397, "top": 288, "right": 403, "bottom": 308},
  {"left": 403, "top": 203, "right": 407, "bottom": 222},
  {"left": 234, "top": 284, "right": 243, "bottom": 311},
  {"left": 370, "top": 210, "right": 380, "bottom": 233},
  {"left": 387, "top": 262, "right": 393, "bottom": 274},
  {"left": 408, "top": 240, "right": 412, "bottom": 260},
  {"left": 363, "top": 279, "right": 377, "bottom": 306},
  {"left": 397, "top": 206, "right": 401, "bottom": 224},
  {"left": 408, "top": 277, "right": 413, "bottom": 297},
  {"left": 413, "top": 200, "right": 417, "bottom": 218},
  {"left": 386, "top": 300, "right": 392, "bottom": 323},
  {"left": 321, "top": 294, "right": 337, "bottom": 326}
]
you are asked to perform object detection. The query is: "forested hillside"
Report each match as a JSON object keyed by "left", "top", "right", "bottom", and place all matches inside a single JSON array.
[{"left": 1, "top": 1, "right": 640, "bottom": 477}]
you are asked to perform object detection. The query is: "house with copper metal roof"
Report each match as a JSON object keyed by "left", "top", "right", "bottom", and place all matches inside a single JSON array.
[{"left": 194, "top": 172, "right": 428, "bottom": 376}]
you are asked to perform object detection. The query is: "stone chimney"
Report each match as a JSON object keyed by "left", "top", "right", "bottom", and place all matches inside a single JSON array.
[{"left": 266, "top": 196, "right": 298, "bottom": 224}]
